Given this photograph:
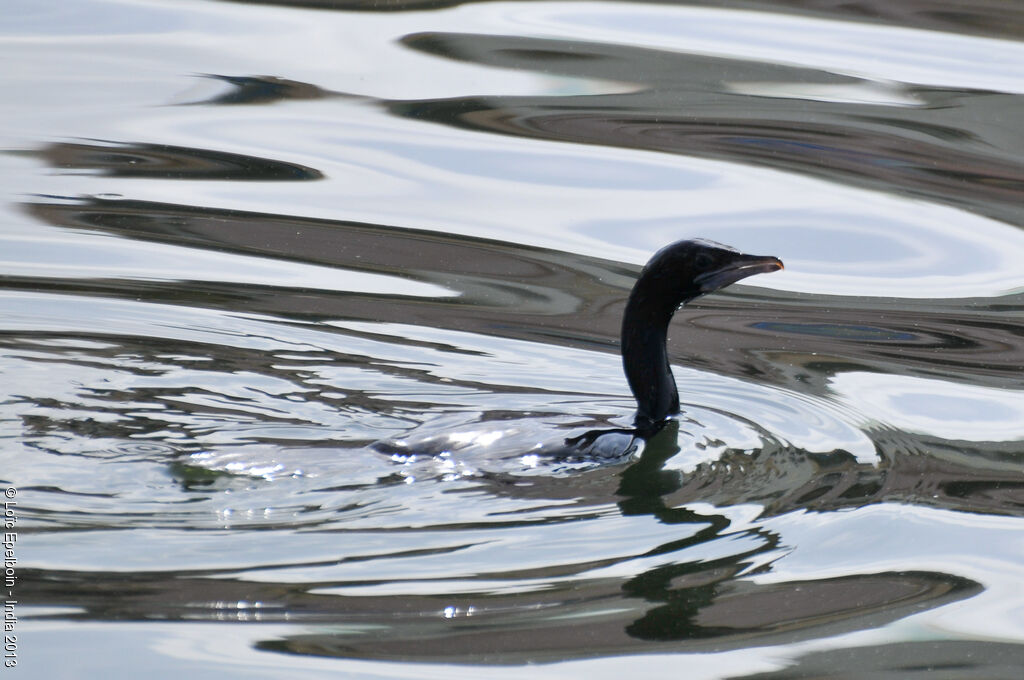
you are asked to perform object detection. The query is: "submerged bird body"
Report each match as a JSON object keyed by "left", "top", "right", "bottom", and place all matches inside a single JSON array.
[{"left": 377, "top": 239, "right": 782, "bottom": 461}]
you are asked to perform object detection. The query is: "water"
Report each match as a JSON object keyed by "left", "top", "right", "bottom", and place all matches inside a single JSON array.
[{"left": 3, "top": 0, "right": 1024, "bottom": 677}]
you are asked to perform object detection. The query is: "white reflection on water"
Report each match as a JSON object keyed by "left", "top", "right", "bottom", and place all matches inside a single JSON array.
[
  {"left": 761, "top": 504, "right": 1024, "bottom": 642},
  {"left": 6, "top": 1, "right": 1022, "bottom": 300},
  {"left": 520, "top": 3, "right": 1024, "bottom": 94},
  {"left": 829, "top": 372, "right": 1024, "bottom": 442},
  {"left": 725, "top": 80, "right": 924, "bottom": 107},
  {"left": 652, "top": 198, "right": 1024, "bottom": 299},
  {"left": 0, "top": 228, "right": 456, "bottom": 297}
]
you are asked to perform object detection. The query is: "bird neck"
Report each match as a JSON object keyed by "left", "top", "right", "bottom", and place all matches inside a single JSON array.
[{"left": 621, "top": 286, "right": 682, "bottom": 432}]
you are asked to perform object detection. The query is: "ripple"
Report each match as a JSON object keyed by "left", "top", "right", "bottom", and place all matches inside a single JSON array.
[
  {"left": 110, "top": 442, "right": 180, "bottom": 456},
  {"left": 5, "top": 0, "right": 1024, "bottom": 672}
]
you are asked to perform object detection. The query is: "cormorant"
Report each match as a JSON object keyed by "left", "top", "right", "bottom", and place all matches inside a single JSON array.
[{"left": 375, "top": 239, "right": 783, "bottom": 461}]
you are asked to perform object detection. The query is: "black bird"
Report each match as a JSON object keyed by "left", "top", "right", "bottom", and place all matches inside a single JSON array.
[
  {"left": 375, "top": 239, "right": 783, "bottom": 461},
  {"left": 622, "top": 239, "right": 783, "bottom": 433}
]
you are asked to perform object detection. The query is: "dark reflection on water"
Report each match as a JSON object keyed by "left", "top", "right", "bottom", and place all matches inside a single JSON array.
[
  {"left": 251, "top": 574, "right": 977, "bottom": 663},
  {"left": 26, "top": 140, "right": 323, "bottom": 181},
  {"left": 22, "top": 196, "right": 1024, "bottom": 389},
  {"left": 19, "top": 562, "right": 979, "bottom": 662},
  {"left": 191, "top": 74, "right": 332, "bottom": 106},
  {"left": 178, "top": 31, "right": 1024, "bottom": 227},
  {"left": 731, "top": 641, "right": 1024, "bottom": 680},
  {"left": 387, "top": 32, "right": 1024, "bottom": 227}
]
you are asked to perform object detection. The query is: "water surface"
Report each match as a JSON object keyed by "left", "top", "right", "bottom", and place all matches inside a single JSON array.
[{"left": 2, "top": 0, "right": 1024, "bottom": 678}]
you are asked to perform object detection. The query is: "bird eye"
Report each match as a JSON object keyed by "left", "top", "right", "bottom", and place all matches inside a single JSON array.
[{"left": 694, "top": 253, "right": 713, "bottom": 270}]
